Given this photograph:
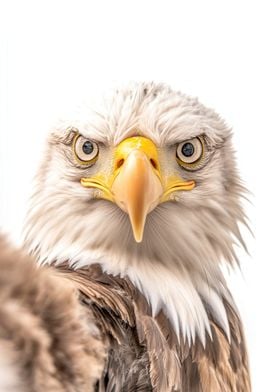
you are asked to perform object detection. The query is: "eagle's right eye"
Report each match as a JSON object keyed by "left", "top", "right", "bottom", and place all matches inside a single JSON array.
[{"left": 73, "top": 134, "right": 99, "bottom": 165}]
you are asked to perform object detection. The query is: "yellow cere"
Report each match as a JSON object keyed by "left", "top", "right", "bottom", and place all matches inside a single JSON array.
[{"left": 113, "top": 136, "right": 161, "bottom": 175}]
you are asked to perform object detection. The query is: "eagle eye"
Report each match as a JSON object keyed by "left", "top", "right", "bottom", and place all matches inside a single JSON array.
[
  {"left": 73, "top": 134, "right": 99, "bottom": 164},
  {"left": 176, "top": 137, "right": 204, "bottom": 169}
]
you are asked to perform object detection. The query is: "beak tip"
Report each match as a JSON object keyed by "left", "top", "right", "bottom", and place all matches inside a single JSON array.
[
  {"left": 132, "top": 226, "right": 144, "bottom": 243},
  {"left": 134, "top": 235, "right": 143, "bottom": 243}
]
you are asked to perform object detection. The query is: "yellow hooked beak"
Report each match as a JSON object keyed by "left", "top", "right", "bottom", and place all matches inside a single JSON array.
[{"left": 81, "top": 136, "right": 195, "bottom": 242}]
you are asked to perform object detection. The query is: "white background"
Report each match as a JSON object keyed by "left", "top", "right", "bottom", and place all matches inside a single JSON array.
[{"left": 0, "top": 1, "right": 279, "bottom": 390}]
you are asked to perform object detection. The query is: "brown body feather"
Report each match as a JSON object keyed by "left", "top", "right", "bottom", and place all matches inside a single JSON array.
[
  {"left": 58, "top": 264, "right": 251, "bottom": 392},
  {"left": 0, "top": 237, "right": 105, "bottom": 392}
]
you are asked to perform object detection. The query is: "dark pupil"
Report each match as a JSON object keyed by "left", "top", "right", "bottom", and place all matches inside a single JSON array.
[
  {"left": 82, "top": 141, "right": 94, "bottom": 154},
  {"left": 182, "top": 142, "right": 194, "bottom": 157}
]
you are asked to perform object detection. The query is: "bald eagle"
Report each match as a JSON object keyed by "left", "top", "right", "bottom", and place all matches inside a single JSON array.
[{"left": 1, "top": 82, "right": 251, "bottom": 391}]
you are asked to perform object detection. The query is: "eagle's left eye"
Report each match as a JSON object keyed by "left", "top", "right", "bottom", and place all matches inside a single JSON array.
[
  {"left": 73, "top": 134, "right": 99, "bottom": 165},
  {"left": 176, "top": 137, "right": 204, "bottom": 169}
]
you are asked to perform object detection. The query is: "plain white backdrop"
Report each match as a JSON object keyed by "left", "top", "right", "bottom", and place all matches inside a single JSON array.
[{"left": 0, "top": 1, "right": 279, "bottom": 390}]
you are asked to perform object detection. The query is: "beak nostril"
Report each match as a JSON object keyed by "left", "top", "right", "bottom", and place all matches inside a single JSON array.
[
  {"left": 150, "top": 158, "right": 158, "bottom": 170},
  {"left": 116, "top": 158, "right": 124, "bottom": 169}
]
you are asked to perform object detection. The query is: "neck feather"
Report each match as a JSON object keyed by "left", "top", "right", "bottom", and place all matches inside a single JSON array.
[{"left": 41, "top": 247, "right": 231, "bottom": 346}]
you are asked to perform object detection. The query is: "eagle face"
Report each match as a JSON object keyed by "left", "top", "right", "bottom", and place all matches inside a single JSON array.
[{"left": 24, "top": 82, "right": 247, "bottom": 343}]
